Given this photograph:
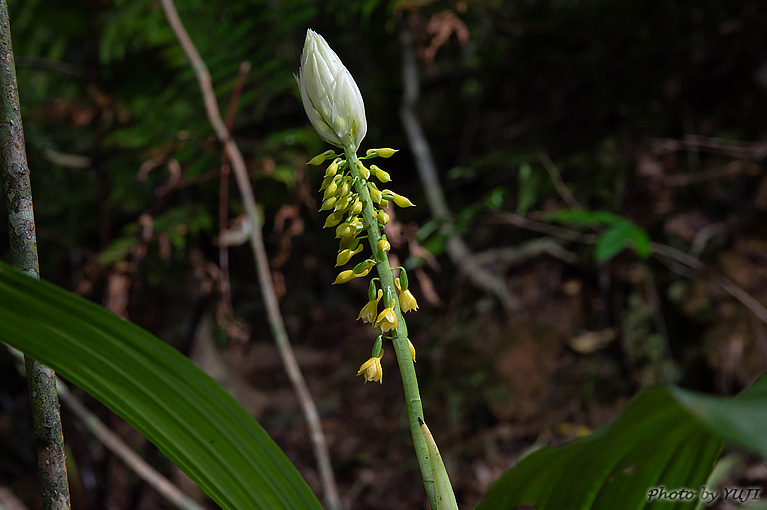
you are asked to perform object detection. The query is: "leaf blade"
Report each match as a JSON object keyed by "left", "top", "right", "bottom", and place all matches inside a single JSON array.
[{"left": 0, "top": 262, "right": 322, "bottom": 510}]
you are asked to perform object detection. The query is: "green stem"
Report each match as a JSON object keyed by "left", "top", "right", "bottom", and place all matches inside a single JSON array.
[
  {"left": 344, "top": 145, "right": 436, "bottom": 508},
  {"left": 0, "top": 3, "right": 71, "bottom": 508}
]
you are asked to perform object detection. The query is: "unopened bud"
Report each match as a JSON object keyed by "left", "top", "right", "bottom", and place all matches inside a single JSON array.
[
  {"left": 383, "top": 190, "right": 414, "bottom": 208},
  {"left": 323, "top": 211, "right": 344, "bottom": 228},
  {"left": 366, "top": 148, "right": 398, "bottom": 158},
  {"left": 308, "top": 150, "right": 335, "bottom": 166},
  {"left": 323, "top": 180, "right": 338, "bottom": 199},
  {"left": 297, "top": 30, "right": 367, "bottom": 150},
  {"left": 372, "top": 335, "right": 383, "bottom": 357},
  {"left": 377, "top": 238, "right": 391, "bottom": 252},
  {"left": 325, "top": 158, "right": 340, "bottom": 177},
  {"left": 333, "top": 270, "right": 357, "bottom": 285},
  {"left": 368, "top": 183, "right": 382, "bottom": 204},
  {"left": 370, "top": 165, "right": 391, "bottom": 183},
  {"left": 320, "top": 196, "right": 337, "bottom": 211},
  {"left": 357, "top": 161, "right": 370, "bottom": 179}
]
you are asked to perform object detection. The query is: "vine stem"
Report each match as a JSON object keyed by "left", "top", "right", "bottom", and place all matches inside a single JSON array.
[
  {"left": 343, "top": 145, "right": 436, "bottom": 508},
  {"left": 0, "top": 3, "right": 71, "bottom": 509}
]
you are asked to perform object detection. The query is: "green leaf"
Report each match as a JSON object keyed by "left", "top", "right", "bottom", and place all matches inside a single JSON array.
[
  {"left": 595, "top": 220, "right": 652, "bottom": 263},
  {"left": 0, "top": 262, "right": 322, "bottom": 510},
  {"left": 671, "top": 376, "right": 767, "bottom": 460},
  {"left": 477, "top": 377, "right": 767, "bottom": 510},
  {"left": 594, "top": 220, "right": 634, "bottom": 263}
]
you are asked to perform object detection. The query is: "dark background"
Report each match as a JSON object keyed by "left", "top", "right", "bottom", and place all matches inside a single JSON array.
[{"left": 1, "top": 1, "right": 766, "bottom": 508}]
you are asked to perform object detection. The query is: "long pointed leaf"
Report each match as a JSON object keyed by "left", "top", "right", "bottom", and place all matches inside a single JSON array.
[{"left": 0, "top": 262, "right": 322, "bottom": 510}]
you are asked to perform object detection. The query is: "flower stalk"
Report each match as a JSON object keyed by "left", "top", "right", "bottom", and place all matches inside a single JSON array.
[
  {"left": 298, "top": 28, "right": 460, "bottom": 509},
  {"left": 343, "top": 145, "right": 436, "bottom": 506}
]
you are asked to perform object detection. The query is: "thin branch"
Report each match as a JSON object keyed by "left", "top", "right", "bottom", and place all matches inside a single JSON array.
[
  {"left": 0, "top": 4, "right": 71, "bottom": 509},
  {"left": 158, "top": 3, "right": 340, "bottom": 509},
  {"left": 399, "top": 17, "right": 520, "bottom": 312},
  {"left": 651, "top": 135, "right": 767, "bottom": 160},
  {"left": 218, "top": 61, "right": 251, "bottom": 322},
  {"left": 497, "top": 212, "right": 767, "bottom": 327},
  {"left": 537, "top": 151, "right": 582, "bottom": 210}
]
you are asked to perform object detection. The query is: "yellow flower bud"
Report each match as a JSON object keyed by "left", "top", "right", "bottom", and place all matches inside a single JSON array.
[
  {"left": 323, "top": 211, "right": 344, "bottom": 228},
  {"left": 408, "top": 338, "right": 416, "bottom": 362},
  {"left": 377, "top": 210, "right": 390, "bottom": 225},
  {"left": 333, "top": 197, "right": 350, "bottom": 213},
  {"left": 333, "top": 270, "right": 357, "bottom": 285},
  {"left": 357, "top": 161, "right": 370, "bottom": 179},
  {"left": 370, "top": 165, "right": 391, "bottom": 183},
  {"left": 335, "top": 222, "right": 356, "bottom": 239},
  {"left": 320, "top": 173, "right": 335, "bottom": 191},
  {"left": 307, "top": 150, "right": 335, "bottom": 166},
  {"left": 323, "top": 180, "right": 338, "bottom": 199},
  {"left": 383, "top": 190, "right": 415, "bottom": 208},
  {"left": 377, "top": 238, "right": 391, "bottom": 252},
  {"left": 349, "top": 199, "right": 363, "bottom": 215},
  {"left": 325, "top": 158, "right": 340, "bottom": 177},
  {"left": 366, "top": 148, "right": 398, "bottom": 158},
  {"left": 353, "top": 260, "right": 375, "bottom": 277},
  {"left": 368, "top": 183, "right": 382, "bottom": 204},
  {"left": 338, "top": 179, "right": 351, "bottom": 198},
  {"left": 336, "top": 244, "right": 364, "bottom": 266},
  {"left": 319, "top": 196, "right": 337, "bottom": 211}
]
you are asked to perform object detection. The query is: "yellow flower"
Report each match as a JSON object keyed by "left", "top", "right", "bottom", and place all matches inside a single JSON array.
[
  {"left": 408, "top": 338, "right": 416, "bottom": 362},
  {"left": 358, "top": 289, "right": 383, "bottom": 323},
  {"left": 357, "top": 350, "right": 384, "bottom": 383},
  {"left": 374, "top": 305, "right": 398, "bottom": 333},
  {"left": 395, "top": 278, "right": 419, "bottom": 313},
  {"left": 333, "top": 270, "right": 357, "bottom": 285}
]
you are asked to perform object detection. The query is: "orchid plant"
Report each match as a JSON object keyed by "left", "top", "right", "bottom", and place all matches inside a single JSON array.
[{"left": 296, "top": 29, "right": 458, "bottom": 509}]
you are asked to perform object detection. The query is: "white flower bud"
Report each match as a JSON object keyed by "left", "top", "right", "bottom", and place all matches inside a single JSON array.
[{"left": 296, "top": 29, "right": 367, "bottom": 151}]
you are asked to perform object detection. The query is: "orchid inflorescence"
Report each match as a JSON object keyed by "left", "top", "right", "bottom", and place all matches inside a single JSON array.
[
  {"left": 306, "top": 147, "right": 418, "bottom": 383},
  {"left": 297, "top": 28, "right": 420, "bottom": 384}
]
